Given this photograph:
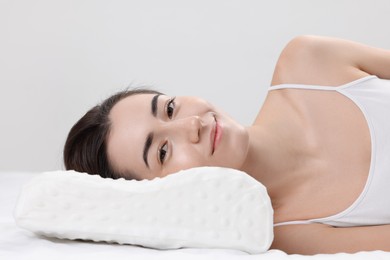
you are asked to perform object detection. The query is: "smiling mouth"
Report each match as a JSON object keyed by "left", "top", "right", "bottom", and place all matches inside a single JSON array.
[{"left": 211, "top": 114, "right": 221, "bottom": 155}]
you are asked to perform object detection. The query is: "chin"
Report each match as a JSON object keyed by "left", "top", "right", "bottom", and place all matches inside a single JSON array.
[
  {"left": 218, "top": 134, "right": 249, "bottom": 170},
  {"left": 212, "top": 109, "right": 249, "bottom": 167}
]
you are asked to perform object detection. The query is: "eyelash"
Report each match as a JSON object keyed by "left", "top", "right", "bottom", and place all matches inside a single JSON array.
[
  {"left": 166, "top": 97, "right": 176, "bottom": 119},
  {"left": 159, "top": 97, "right": 175, "bottom": 164},
  {"left": 159, "top": 141, "right": 168, "bottom": 164}
]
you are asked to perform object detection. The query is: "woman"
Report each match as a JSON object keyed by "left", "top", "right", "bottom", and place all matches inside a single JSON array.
[{"left": 64, "top": 35, "right": 390, "bottom": 254}]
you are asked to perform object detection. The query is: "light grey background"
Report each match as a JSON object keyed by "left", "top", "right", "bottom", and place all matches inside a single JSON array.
[{"left": 1, "top": 0, "right": 389, "bottom": 171}]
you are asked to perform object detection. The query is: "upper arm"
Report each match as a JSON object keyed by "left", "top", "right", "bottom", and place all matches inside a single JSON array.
[
  {"left": 271, "top": 35, "right": 390, "bottom": 86},
  {"left": 272, "top": 223, "right": 390, "bottom": 255}
]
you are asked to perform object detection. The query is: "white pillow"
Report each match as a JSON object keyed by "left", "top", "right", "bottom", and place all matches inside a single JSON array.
[{"left": 14, "top": 167, "right": 273, "bottom": 254}]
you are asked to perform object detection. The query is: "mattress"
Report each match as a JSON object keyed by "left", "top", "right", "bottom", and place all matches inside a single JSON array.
[{"left": 1, "top": 171, "right": 388, "bottom": 260}]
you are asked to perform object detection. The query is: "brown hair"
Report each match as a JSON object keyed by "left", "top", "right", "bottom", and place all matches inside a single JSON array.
[{"left": 63, "top": 88, "right": 162, "bottom": 179}]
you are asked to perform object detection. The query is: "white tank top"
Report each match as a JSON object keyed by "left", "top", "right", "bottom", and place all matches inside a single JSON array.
[{"left": 269, "top": 76, "right": 390, "bottom": 227}]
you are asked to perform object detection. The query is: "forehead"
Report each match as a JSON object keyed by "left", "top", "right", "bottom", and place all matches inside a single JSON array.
[
  {"left": 106, "top": 93, "right": 156, "bottom": 178},
  {"left": 110, "top": 93, "right": 154, "bottom": 123}
]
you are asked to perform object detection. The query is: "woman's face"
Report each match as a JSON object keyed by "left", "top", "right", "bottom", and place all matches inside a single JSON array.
[{"left": 106, "top": 93, "right": 249, "bottom": 180}]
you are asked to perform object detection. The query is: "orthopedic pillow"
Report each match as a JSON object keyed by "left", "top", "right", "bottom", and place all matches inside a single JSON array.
[{"left": 14, "top": 167, "right": 273, "bottom": 254}]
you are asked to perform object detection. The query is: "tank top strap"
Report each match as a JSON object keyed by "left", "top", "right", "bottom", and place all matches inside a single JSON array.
[
  {"left": 274, "top": 220, "right": 314, "bottom": 227},
  {"left": 268, "top": 76, "right": 378, "bottom": 92}
]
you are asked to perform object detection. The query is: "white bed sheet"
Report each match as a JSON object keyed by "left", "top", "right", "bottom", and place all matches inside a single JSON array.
[{"left": 1, "top": 172, "right": 388, "bottom": 260}]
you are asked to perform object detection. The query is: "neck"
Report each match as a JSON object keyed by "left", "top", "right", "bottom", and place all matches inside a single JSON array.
[{"left": 239, "top": 125, "right": 307, "bottom": 201}]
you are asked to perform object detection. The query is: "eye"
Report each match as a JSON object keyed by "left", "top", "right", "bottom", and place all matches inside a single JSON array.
[
  {"left": 166, "top": 97, "right": 176, "bottom": 119},
  {"left": 159, "top": 142, "right": 168, "bottom": 164}
]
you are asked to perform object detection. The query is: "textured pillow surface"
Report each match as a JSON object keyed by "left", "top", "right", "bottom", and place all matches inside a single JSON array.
[{"left": 14, "top": 167, "right": 273, "bottom": 254}]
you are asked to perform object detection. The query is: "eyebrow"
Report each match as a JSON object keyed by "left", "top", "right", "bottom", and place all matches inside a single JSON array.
[
  {"left": 143, "top": 94, "right": 160, "bottom": 168},
  {"left": 151, "top": 94, "right": 160, "bottom": 117},
  {"left": 143, "top": 133, "right": 153, "bottom": 168}
]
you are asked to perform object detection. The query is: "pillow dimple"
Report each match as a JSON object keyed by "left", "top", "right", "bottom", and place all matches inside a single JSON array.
[
  {"left": 86, "top": 202, "right": 97, "bottom": 211},
  {"left": 211, "top": 231, "right": 219, "bottom": 239},
  {"left": 221, "top": 192, "right": 232, "bottom": 201},
  {"left": 98, "top": 214, "right": 110, "bottom": 222},
  {"left": 220, "top": 218, "right": 230, "bottom": 227},
  {"left": 245, "top": 219, "right": 254, "bottom": 228},
  {"left": 36, "top": 201, "right": 45, "bottom": 208},
  {"left": 182, "top": 203, "right": 193, "bottom": 212},
  {"left": 196, "top": 191, "right": 208, "bottom": 200},
  {"left": 62, "top": 202, "right": 71, "bottom": 211},
  {"left": 73, "top": 213, "right": 85, "bottom": 222},
  {"left": 209, "top": 204, "right": 219, "bottom": 213},
  {"left": 170, "top": 216, "right": 181, "bottom": 225},
  {"left": 235, "top": 204, "right": 242, "bottom": 214},
  {"left": 194, "top": 216, "right": 206, "bottom": 225},
  {"left": 159, "top": 201, "right": 170, "bottom": 210}
]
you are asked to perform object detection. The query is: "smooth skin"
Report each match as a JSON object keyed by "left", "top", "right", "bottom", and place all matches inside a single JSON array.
[{"left": 107, "top": 35, "right": 390, "bottom": 254}]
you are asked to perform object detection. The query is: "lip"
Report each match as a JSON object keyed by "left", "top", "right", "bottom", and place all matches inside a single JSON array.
[{"left": 211, "top": 115, "right": 222, "bottom": 154}]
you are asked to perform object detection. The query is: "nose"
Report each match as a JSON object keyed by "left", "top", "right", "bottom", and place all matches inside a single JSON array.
[
  {"left": 169, "top": 116, "right": 202, "bottom": 143},
  {"left": 187, "top": 116, "right": 202, "bottom": 143}
]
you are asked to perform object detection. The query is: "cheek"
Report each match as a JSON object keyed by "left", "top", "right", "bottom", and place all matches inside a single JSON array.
[
  {"left": 166, "top": 147, "right": 206, "bottom": 174},
  {"left": 180, "top": 98, "right": 214, "bottom": 116}
]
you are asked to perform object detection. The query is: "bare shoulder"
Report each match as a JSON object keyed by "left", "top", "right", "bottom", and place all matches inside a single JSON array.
[
  {"left": 272, "top": 223, "right": 334, "bottom": 254},
  {"left": 271, "top": 35, "right": 369, "bottom": 87},
  {"left": 272, "top": 223, "right": 390, "bottom": 255}
]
